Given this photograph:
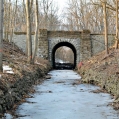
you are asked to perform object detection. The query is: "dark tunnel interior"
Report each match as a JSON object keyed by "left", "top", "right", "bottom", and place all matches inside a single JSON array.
[{"left": 52, "top": 42, "right": 77, "bottom": 69}]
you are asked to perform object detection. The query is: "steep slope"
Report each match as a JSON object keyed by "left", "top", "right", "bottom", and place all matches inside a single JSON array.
[
  {"left": 0, "top": 40, "right": 50, "bottom": 116},
  {"left": 79, "top": 47, "right": 119, "bottom": 110}
]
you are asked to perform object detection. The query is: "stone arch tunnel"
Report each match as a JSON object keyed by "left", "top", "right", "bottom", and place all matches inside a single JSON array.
[
  {"left": 48, "top": 37, "right": 81, "bottom": 69},
  {"left": 11, "top": 29, "right": 115, "bottom": 69},
  {"left": 52, "top": 42, "right": 77, "bottom": 69},
  {"left": 38, "top": 29, "right": 92, "bottom": 69}
]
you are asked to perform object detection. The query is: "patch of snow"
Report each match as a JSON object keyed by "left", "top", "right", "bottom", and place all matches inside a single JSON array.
[
  {"left": 6, "top": 71, "right": 14, "bottom": 74},
  {"left": 3, "top": 113, "right": 13, "bottom": 119},
  {"left": 3, "top": 66, "right": 12, "bottom": 71},
  {"left": 3, "top": 65, "right": 14, "bottom": 74}
]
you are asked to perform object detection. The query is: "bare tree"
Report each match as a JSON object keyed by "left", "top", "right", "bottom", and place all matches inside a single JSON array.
[
  {"left": 26, "top": 0, "right": 32, "bottom": 63},
  {"left": 9, "top": 0, "right": 18, "bottom": 43},
  {"left": 32, "top": 0, "right": 39, "bottom": 63},
  {"left": 65, "top": 0, "right": 116, "bottom": 33},
  {"left": 39, "top": 0, "right": 59, "bottom": 30},
  {"left": 102, "top": 1, "right": 109, "bottom": 54},
  {"left": 115, "top": 0, "right": 119, "bottom": 49},
  {"left": 4, "top": 0, "right": 10, "bottom": 41}
]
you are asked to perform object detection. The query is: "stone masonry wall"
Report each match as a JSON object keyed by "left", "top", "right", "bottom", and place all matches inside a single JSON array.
[
  {"left": 38, "top": 29, "right": 48, "bottom": 59},
  {"left": 80, "top": 30, "right": 91, "bottom": 61},
  {"left": 8, "top": 33, "right": 35, "bottom": 54},
  {"left": 7, "top": 30, "right": 115, "bottom": 68},
  {"left": 47, "top": 31, "right": 81, "bottom": 64},
  {"left": 7, "top": 30, "right": 49, "bottom": 59},
  {"left": 91, "top": 34, "right": 115, "bottom": 55}
]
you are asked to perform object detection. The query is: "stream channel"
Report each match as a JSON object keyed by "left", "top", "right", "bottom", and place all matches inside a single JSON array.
[{"left": 4, "top": 70, "right": 119, "bottom": 119}]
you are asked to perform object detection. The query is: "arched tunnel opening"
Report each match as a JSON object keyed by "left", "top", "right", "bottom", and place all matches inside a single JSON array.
[{"left": 52, "top": 42, "right": 77, "bottom": 69}]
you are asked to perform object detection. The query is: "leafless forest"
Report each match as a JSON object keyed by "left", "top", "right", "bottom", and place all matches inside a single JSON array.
[
  {"left": 3, "top": 0, "right": 117, "bottom": 32},
  {"left": 1, "top": 0, "right": 119, "bottom": 66}
]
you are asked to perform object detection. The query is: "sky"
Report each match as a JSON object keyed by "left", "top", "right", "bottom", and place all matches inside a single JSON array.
[
  {"left": 56, "top": 0, "right": 67, "bottom": 9},
  {"left": 11, "top": 0, "right": 68, "bottom": 16},
  {"left": 54, "top": 0, "right": 68, "bottom": 14}
]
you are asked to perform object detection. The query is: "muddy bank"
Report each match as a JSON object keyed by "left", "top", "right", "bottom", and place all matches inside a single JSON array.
[
  {"left": 0, "top": 65, "right": 51, "bottom": 117},
  {"left": 77, "top": 48, "right": 119, "bottom": 110},
  {"left": 0, "top": 40, "right": 52, "bottom": 117},
  {"left": 80, "top": 68, "right": 119, "bottom": 95},
  {"left": 80, "top": 66, "right": 119, "bottom": 110}
]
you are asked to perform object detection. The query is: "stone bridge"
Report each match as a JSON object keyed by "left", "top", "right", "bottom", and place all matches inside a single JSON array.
[
  {"left": 38, "top": 29, "right": 91, "bottom": 68},
  {"left": 12, "top": 29, "right": 114, "bottom": 68}
]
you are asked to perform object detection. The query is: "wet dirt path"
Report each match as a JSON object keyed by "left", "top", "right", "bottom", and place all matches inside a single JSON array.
[{"left": 4, "top": 70, "right": 119, "bottom": 119}]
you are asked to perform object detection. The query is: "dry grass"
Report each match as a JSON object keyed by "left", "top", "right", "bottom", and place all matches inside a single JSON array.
[
  {"left": 0, "top": 40, "right": 49, "bottom": 84},
  {"left": 81, "top": 47, "right": 119, "bottom": 77}
]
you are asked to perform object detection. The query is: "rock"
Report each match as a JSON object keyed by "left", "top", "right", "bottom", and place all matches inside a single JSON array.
[
  {"left": 0, "top": 98, "right": 5, "bottom": 104},
  {"left": 45, "top": 75, "right": 51, "bottom": 79},
  {"left": 0, "top": 105, "right": 3, "bottom": 113},
  {"left": 0, "top": 90, "right": 4, "bottom": 96},
  {"left": 0, "top": 66, "right": 49, "bottom": 115},
  {"left": 0, "top": 81, "right": 8, "bottom": 93},
  {"left": 48, "top": 91, "right": 52, "bottom": 93},
  {"left": 15, "top": 95, "right": 21, "bottom": 102}
]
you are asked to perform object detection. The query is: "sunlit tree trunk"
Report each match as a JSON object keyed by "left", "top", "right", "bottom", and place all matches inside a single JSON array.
[
  {"left": 4, "top": 0, "right": 9, "bottom": 41},
  {"left": 9, "top": 0, "right": 17, "bottom": 44},
  {"left": 26, "top": 0, "right": 32, "bottom": 63},
  {"left": 115, "top": 0, "right": 119, "bottom": 49},
  {"left": 103, "top": 1, "right": 109, "bottom": 54},
  {"left": 4, "top": 0, "right": 7, "bottom": 40},
  {"left": 22, "top": 0, "right": 28, "bottom": 54},
  {"left": 32, "top": 0, "right": 39, "bottom": 63},
  {"left": 9, "top": 0, "right": 13, "bottom": 42}
]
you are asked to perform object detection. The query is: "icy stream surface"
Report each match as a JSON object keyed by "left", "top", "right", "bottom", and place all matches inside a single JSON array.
[{"left": 4, "top": 70, "right": 119, "bottom": 119}]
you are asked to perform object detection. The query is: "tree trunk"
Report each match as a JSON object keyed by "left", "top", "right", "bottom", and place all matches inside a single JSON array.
[
  {"left": 0, "top": 0, "right": 4, "bottom": 72},
  {"left": 115, "top": 0, "right": 119, "bottom": 49},
  {"left": 32, "top": 0, "right": 39, "bottom": 63},
  {"left": 26, "top": 0, "right": 32, "bottom": 63},
  {"left": 103, "top": 2, "right": 109, "bottom": 54},
  {"left": 9, "top": 0, "right": 13, "bottom": 43},
  {"left": 23, "top": 0, "right": 28, "bottom": 54},
  {"left": 4, "top": 0, "right": 9, "bottom": 41}
]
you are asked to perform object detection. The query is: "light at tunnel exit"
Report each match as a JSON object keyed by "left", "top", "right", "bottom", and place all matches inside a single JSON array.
[{"left": 52, "top": 42, "right": 76, "bottom": 69}]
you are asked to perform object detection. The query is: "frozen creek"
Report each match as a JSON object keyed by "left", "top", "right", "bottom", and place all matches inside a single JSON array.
[{"left": 4, "top": 70, "right": 119, "bottom": 119}]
